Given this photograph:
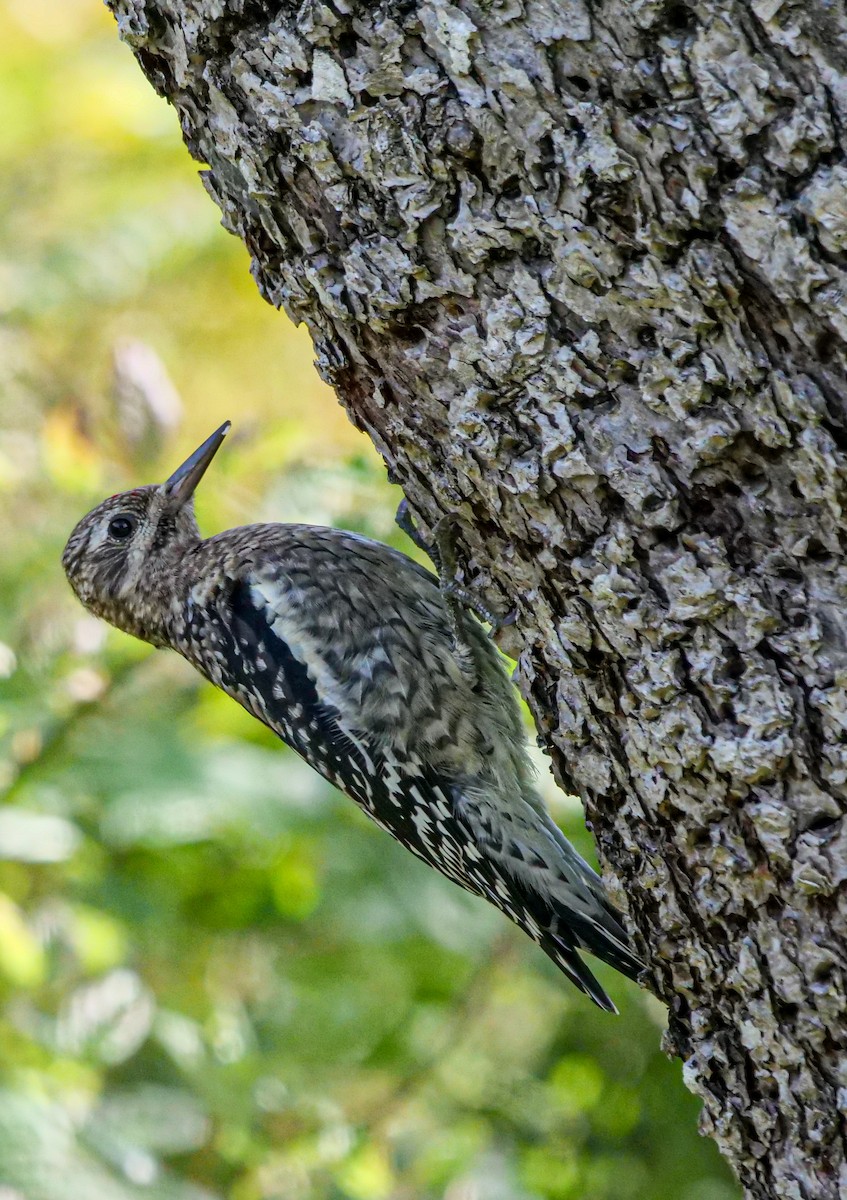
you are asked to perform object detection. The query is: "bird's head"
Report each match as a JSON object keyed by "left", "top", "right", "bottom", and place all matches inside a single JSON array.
[{"left": 62, "top": 421, "right": 230, "bottom": 643}]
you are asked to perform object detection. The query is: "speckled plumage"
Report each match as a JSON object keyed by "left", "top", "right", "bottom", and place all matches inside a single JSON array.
[{"left": 63, "top": 425, "right": 643, "bottom": 1011}]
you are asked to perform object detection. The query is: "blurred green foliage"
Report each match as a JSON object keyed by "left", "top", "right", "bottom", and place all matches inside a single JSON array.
[{"left": 0, "top": 4, "right": 738, "bottom": 1198}]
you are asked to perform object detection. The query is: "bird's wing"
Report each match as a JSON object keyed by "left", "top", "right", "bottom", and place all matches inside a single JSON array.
[{"left": 198, "top": 574, "right": 486, "bottom": 887}]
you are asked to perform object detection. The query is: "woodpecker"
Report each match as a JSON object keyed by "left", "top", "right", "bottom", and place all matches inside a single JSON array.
[{"left": 62, "top": 423, "right": 644, "bottom": 1011}]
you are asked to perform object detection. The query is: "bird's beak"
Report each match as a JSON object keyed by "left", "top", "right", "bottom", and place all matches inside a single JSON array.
[{"left": 163, "top": 421, "right": 231, "bottom": 507}]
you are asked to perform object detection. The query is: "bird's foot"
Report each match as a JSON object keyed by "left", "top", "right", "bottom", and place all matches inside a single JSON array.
[
  {"left": 396, "top": 499, "right": 516, "bottom": 650},
  {"left": 395, "top": 498, "right": 440, "bottom": 566},
  {"left": 433, "top": 517, "right": 483, "bottom": 685},
  {"left": 396, "top": 500, "right": 480, "bottom": 682},
  {"left": 434, "top": 516, "right": 517, "bottom": 638}
]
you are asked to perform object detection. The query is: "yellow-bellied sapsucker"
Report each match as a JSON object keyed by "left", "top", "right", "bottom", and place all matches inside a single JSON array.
[{"left": 63, "top": 423, "right": 644, "bottom": 1010}]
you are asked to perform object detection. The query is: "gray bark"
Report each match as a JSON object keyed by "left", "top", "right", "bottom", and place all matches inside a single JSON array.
[{"left": 106, "top": 1, "right": 847, "bottom": 1195}]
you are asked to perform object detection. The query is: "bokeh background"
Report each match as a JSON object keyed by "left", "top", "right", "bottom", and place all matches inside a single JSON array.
[{"left": 0, "top": 4, "right": 738, "bottom": 1198}]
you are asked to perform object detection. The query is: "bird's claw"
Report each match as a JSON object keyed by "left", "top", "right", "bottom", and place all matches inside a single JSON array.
[
  {"left": 395, "top": 498, "right": 442, "bottom": 566},
  {"left": 396, "top": 497, "right": 517, "bottom": 641},
  {"left": 488, "top": 606, "right": 518, "bottom": 640}
]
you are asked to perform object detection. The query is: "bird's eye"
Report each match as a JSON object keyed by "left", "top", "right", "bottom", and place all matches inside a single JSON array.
[{"left": 107, "top": 515, "right": 136, "bottom": 541}]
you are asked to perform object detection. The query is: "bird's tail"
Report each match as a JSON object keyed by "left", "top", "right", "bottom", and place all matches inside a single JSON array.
[
  {"left": 500, "top": 862, "right": 645, "bottom": 1012},
  {"left": 537, "top": 888, "right": 645, "bottom": 1012},
  {"left": 557, "top": 902, "right": 645, "bottom": 981},
  {"left": 537, "top": 929, "right": 621, "bottom": 1013}
]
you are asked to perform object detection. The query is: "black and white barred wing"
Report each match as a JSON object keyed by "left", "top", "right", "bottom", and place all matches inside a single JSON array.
[{"left": 196, "top": 574, "right": 483, "bottom": 883}]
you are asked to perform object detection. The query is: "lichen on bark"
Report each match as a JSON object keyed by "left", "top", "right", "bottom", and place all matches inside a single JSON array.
[{"left": 106, "top": 1, "right": 847, "bottom": 1194}]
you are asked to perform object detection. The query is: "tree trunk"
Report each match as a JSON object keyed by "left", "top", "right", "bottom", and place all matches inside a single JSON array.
[{"left": 105, "top": 1, "right": 847, "bottom": 1194}]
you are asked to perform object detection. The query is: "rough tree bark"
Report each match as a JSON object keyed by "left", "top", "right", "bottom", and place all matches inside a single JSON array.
[{"left": 105, "top": 1, "right": 847, "bottom": 1195}]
